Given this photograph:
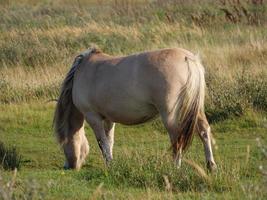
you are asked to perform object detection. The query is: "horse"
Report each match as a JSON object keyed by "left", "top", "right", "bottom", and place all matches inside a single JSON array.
[{"left": 53, "top": 47, "right": 217, "bottom": 171}]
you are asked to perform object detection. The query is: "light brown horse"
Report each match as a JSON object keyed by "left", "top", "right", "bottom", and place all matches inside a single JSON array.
[{"left": 54, "top": 47, "right": 217, "bottom": 171}]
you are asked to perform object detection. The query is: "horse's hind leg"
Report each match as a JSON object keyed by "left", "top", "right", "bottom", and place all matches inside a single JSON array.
[
  {"left": 197, "top": 112, "right": 217, "bottom": 172},
  {"left": 169, "top": 130, "right": 183, "bottom": 168},
  {"left": 161, "top": 113, "right": 182, "bottom": 168},
  {"left": 85, "top": 112, "right": 113, "bottom": 164}
]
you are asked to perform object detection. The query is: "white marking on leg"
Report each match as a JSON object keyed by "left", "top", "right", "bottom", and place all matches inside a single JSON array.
[
  {"left": 104, "top": 121, "right": 115, "bottom": 159},
  {"left": 175, "top": 147, "right": 182, "bottom": 168},
  {"left": 201, "top": 127, "right": 217, "bottom": 171}
]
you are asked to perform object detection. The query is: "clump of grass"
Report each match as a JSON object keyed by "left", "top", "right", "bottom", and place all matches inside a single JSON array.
[
  {"left": 0, "top": 141, "right": 22, "bottom": 170},
  {"left": 107, "top": 152, "right": 220, "bottom": 192},
  {"left": 101, "top": 149, "right": 265, "bottom": 198}
]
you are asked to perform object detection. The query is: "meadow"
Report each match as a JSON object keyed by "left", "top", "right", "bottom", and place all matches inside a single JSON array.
[{"left": 0, "top": 0, "right": 266, "bottom": 199}]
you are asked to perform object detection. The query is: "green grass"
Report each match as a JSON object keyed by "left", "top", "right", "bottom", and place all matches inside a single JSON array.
[{"left": 0, "top": 103, "right": 266, "bottom": 199}]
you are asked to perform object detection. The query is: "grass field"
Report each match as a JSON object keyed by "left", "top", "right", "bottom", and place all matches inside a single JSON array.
[
  {"left": 0, "top": 104, "right": 266, "bottom": 199},
  {"left": 0, "top": 0, "right": 267, "bottom": 199}
]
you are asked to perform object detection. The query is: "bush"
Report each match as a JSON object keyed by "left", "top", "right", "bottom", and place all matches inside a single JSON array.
[
  {"left": 205, "top": 69, "right": 267, "bottom": 123},
  {"left": 237, "top": 72, "right": 267, "bottom": 111},
  {"left": 0, "top": 141, "right": 22, "bottom": 170},
  {"left": 205, "top": 75, "right": 246, "bottom": 122}
]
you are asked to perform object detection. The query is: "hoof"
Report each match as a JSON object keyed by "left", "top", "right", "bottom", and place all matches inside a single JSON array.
[
  {"left": 64, "top": 166, "right": 70, "bottom": 170},
  {"left": 63, "top": 161, "right": 80, "bottom": 170},
  {"left": 105, "top": 159, "right": 113, "bottom": 168},
  {"left": 64, "top": 162, "right": 70, "bottom": 170},
  {"left": 207, "top": 161, "right": 217, "bottom": 172}
]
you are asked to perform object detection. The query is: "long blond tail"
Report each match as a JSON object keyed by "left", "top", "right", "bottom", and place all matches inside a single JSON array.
[{"left": 174, "top": 55, "right": 205, "bottom": 152}]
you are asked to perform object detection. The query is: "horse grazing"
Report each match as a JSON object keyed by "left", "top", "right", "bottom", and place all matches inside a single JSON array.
[{"left": 53, "top": 47, "right": 217, "bottom": 171}]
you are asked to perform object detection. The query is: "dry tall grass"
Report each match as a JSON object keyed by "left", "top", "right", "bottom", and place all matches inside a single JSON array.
[{"left": 0, "top": 0, "right": 266, "bottom": 121}]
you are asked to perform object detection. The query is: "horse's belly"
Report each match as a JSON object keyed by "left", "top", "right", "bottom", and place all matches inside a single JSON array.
[{"left": 102, "top": 103, "right": 158, "bottom": 125}]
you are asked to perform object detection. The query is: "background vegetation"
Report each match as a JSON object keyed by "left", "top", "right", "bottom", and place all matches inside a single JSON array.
[{"left": 0, "top": 0, "right": 266, "bottom": 199}]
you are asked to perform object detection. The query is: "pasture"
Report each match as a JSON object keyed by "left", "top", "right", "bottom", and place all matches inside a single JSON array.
[{"left": 0, "top": 0, "right": 266, "bottom": 199}]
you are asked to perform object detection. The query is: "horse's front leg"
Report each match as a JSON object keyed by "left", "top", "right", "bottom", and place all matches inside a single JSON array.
[
  {"left": 104, "top": 119, "right": 115, "bottom": 159},
  {"left": 85, "top": 112, "right": 112, "bottom": 165}
]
